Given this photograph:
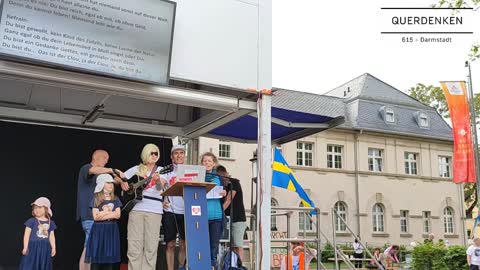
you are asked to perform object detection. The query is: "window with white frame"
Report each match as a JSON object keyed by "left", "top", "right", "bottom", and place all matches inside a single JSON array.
[
  {"left": 299, "top": 202, "right": 313, "bottom": 231},
  {"left": 439, "top": 156, "right": 452, "bottom": 178},
  {"left": 271, "top": 199, "right": 278, "bottom": 231},
  {"left": 296, "top": 142, "right": 313, "bottom": 167},
  {"left": 372, "top": 203, "right": 385, "bottom": 232},
  {"left": 334, "top": 201, "right": 348, "bottom": 232},
  {"left": 327, "top": 144, "right": 343, "bottom": 169},
  {"left": 400, "top": 210, "right": 409, "bottom": 233},
  {"left": 385, "top": 108, "right": 395, "bottom": 123},
  {"left": 443, "top": 207, "right": 454, "bottom": 234},
  {"left": 368, "top": 148, "right": 383, "bottom": 172},
  {"left": 404, "top": 152, "right": 418, "bottom": 175},
  {"left": 419, "top": 113, "right": 429, "bottom": 127},
  {"left": 422, "top": 211, "right": 431, "bottom": 234},
  {"left": 218, "top": 143, "right": 231, "bottom": 159}
]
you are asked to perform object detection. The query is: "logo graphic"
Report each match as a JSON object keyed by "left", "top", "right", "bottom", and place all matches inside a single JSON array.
[{"left": 191, "top": 205, "right": 201, "bottom": 216}]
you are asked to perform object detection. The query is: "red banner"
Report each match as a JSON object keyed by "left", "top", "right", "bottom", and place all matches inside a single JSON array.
[{"left": 441, "top": 81, "right": 476, "bottom": 183}]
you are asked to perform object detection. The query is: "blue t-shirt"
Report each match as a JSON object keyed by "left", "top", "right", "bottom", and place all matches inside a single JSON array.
[
  {"left": 24, "top": 217, "right": 57, "bottom": 242},
  {"left": 206, "top": 170, "right": 223, "bottom": 221},
  {"left": 90, "top": 198, "right": 122, "bottom": 221},
  {"left": 76, "top": 164, "right": 98, "bottom": 221}
]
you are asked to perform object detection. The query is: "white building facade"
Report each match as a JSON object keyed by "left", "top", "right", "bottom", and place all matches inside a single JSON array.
[{"left": 198, "top": 74, "right": 467, "bottom": 248}]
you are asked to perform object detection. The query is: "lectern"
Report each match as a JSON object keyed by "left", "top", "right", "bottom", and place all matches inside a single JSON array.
[{"left": 162, "top": 181, "right": 216, "bottom": 270}]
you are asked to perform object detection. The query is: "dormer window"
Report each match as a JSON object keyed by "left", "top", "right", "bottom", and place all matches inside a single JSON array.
[
  {"left": 385, "top": 108, "right": 395, "bottom": 123},
  {"left": 414, "top": 111, "right": 430, "bottom": 128},
  {"left": 419, "top": 113, "right": 429, "bottom": 128}
]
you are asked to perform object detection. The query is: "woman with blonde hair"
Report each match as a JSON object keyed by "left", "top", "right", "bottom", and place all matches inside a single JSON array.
[
  {"left": 124, "top": 143, "right": 167, "bottom": 270},
  {"left": 201, "top": 152, "right": 226, "bottom": 269}
]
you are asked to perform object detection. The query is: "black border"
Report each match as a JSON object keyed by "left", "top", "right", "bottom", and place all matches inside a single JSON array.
[{"left": 0, "top": 0, "right": 177, "bottom": 86}]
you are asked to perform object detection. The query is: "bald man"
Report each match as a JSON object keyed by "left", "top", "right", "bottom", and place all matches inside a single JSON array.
[{"left": 76, "top": 149, "right": 127, "bottom": 270}]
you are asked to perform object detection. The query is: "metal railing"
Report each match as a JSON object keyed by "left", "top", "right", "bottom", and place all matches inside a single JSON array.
[
  {"left": 331, "top": 208, "right": 385, "bottom": 270},
  {"left": 270, "top": 206, "right": 326, "bottom": 270}
]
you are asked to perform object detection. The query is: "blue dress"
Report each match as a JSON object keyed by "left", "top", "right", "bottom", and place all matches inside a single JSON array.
[
  {"left": 85, "top": 198, "right": 122, "bottom": 264},
  {"left": 19, "top": 217, "right": 57, "bottom": 270}
]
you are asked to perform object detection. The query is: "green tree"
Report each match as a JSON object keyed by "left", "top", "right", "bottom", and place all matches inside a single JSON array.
[
  {"left": 408, "top": 83, "right": 480, "bottom": 217},
  {"left": 434, "top": 0, "right": 480, "bottom": 60}
]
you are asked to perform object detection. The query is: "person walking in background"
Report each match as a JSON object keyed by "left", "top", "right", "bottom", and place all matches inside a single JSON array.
[
  {"left": 19, "top": 197, "right": 57, "bottom": 270},
  {"left": 424, "top": 233, "right": 434, "bottom": 244},
  {"left": 467, "top": 237, "right": 480, "bottom": 270},
  {"left": 352, "top": 236, "right": 364, "bottom": 268}
]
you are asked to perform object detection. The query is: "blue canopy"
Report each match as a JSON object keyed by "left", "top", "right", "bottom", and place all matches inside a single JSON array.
[{"left": 208, "top": 89, "right": 345, "bottom": 144}]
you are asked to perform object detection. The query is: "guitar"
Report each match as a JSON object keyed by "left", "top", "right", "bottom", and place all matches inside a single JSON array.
[{"left": 114, "top": 164, "right": 174, "bottom": 212}]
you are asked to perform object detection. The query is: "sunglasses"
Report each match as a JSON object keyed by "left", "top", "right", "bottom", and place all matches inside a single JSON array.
[{"left": 150, "top": 152, "right": 159, "bottom": 156}]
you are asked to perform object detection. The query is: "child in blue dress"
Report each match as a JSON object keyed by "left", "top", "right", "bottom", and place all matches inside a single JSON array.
[
  {"left": 85, "top": 174, "right": 122, "bottom": 270},
  {"left": 19, "top": 197, "right": 57, "bottom": 270}
]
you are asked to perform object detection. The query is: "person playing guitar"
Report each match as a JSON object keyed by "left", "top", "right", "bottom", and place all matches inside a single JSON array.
[{"left": 123, "top": 143, "right": 167, "bottom": 270}]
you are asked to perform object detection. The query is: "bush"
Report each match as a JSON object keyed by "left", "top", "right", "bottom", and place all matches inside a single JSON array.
[
  {"left": 411, "top": 243, "right": 447, "bottom": 270},
  {"left": 443, "top": 245, "right": 467, "bottom": 270},
  {"left": 321, "top": 242, "right": 335, "bottom": 263}
]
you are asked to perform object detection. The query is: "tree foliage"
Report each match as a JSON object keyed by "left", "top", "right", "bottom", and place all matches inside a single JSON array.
[{"left": 434, "top": 0, "right": 480, "bottom": 60}]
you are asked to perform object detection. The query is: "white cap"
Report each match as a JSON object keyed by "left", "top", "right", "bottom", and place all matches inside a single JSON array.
[
  {"left": 94, "top": 174, "right": 115, "bottom": 193},
  {"left": 171, "top": 144, "right": 186, "bottom": 154}
]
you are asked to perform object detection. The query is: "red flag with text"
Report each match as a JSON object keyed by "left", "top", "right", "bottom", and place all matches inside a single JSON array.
[{"left": 441, "top": 81, "right": 476, "bottom": 183}]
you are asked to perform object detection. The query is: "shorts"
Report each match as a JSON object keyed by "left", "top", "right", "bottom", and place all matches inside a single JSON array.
[
  {"left": 231, "top": 221, "right": 247, "bottom": 247},
  {"left": 162, "top": 211, "right": 185, "bottom": 242},
  {"left": 470, "top": 265, "right": 480, "bottom": 270},
  {"left": 81, "top": 219, "right": 94, "bottom": 247}
]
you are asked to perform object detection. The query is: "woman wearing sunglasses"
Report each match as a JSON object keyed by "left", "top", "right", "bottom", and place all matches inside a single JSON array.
[{"left": 124, "top": 143, "right": 167, "bottom": 270}]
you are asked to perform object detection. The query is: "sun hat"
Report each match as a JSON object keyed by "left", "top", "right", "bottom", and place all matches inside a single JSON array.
[
  {"left": 31, "top": 197, "right": 53, "bottom": 217},
  {"left": 94, "top": 174, "right": 115, "bottom": 193}
]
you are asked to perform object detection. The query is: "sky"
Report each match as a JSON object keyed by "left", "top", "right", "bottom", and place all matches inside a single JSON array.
[{"left": 272, "top": 0, "right": 480, "bottom": 95}]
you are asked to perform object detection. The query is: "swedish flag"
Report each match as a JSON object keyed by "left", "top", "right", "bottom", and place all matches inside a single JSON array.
[{"left": 272, "top": 148, "right": 316, "bottom": 214}]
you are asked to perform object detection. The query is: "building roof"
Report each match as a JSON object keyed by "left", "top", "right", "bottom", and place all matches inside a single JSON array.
[{"left": 275, "top": 73, "right": 453, "bottom": 141}]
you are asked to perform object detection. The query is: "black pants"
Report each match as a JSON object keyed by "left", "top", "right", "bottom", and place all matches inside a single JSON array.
[
  {"left": 353, "top": 252, "right": 363, "bottom": 268},
  {"left": 470, "top": 265, "right": 480, "bottom": 270},
  {"left": 90, "top": 263, "right": 114, "bottom": 270}
]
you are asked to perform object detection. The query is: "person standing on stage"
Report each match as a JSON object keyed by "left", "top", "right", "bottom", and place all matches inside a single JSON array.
[
  {"left": 125, "top": 143, "right": 166, "bottom": 270},
  {"left": 76, "top": 149, "right": 127, "bottom": 270},
  {"left": 202, "top": 152, "right": 227, "bottom": 269},
  {"left": 85, "top": 174, "right": 122, "bottom": 270},
  {"left": 162, "top": 145, "right": 188, "bottom": 270},
  {"left": 218, "top": 165, "right": 247, "bottom": 262}
]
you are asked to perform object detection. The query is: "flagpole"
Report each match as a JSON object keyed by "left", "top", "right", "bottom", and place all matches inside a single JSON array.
[{"left": 466, "top": 61, "right": 480, "bottom": 213}]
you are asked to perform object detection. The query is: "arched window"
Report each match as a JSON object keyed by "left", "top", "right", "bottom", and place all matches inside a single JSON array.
[
  {"left": 334, "top": 201, "right": 348, "bottom": 232},
  {"left": 443, "top": 207, "right": 454, "bottom": 234},
  {"left": 372, "top": 203, "right": 385, "bottom": 232},
  {"left": 271, "top": 198, "right": 278, "bottom": 231},
  {"left": 299, "top": 202, "right": 313, "bottom": 231}
]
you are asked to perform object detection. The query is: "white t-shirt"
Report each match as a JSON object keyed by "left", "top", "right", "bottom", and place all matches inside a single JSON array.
[
  {"left": 353, "top": 242, "right": 364, "bottom": 254},
  {"left": 467, "top": 245, "right": 480, "bottom": 266},
  {"left": 162, "top": 168, "right": 185, "bottom": 214},
  {"left": 124, "top": 165, "right": 163, "bottom": 214}
]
